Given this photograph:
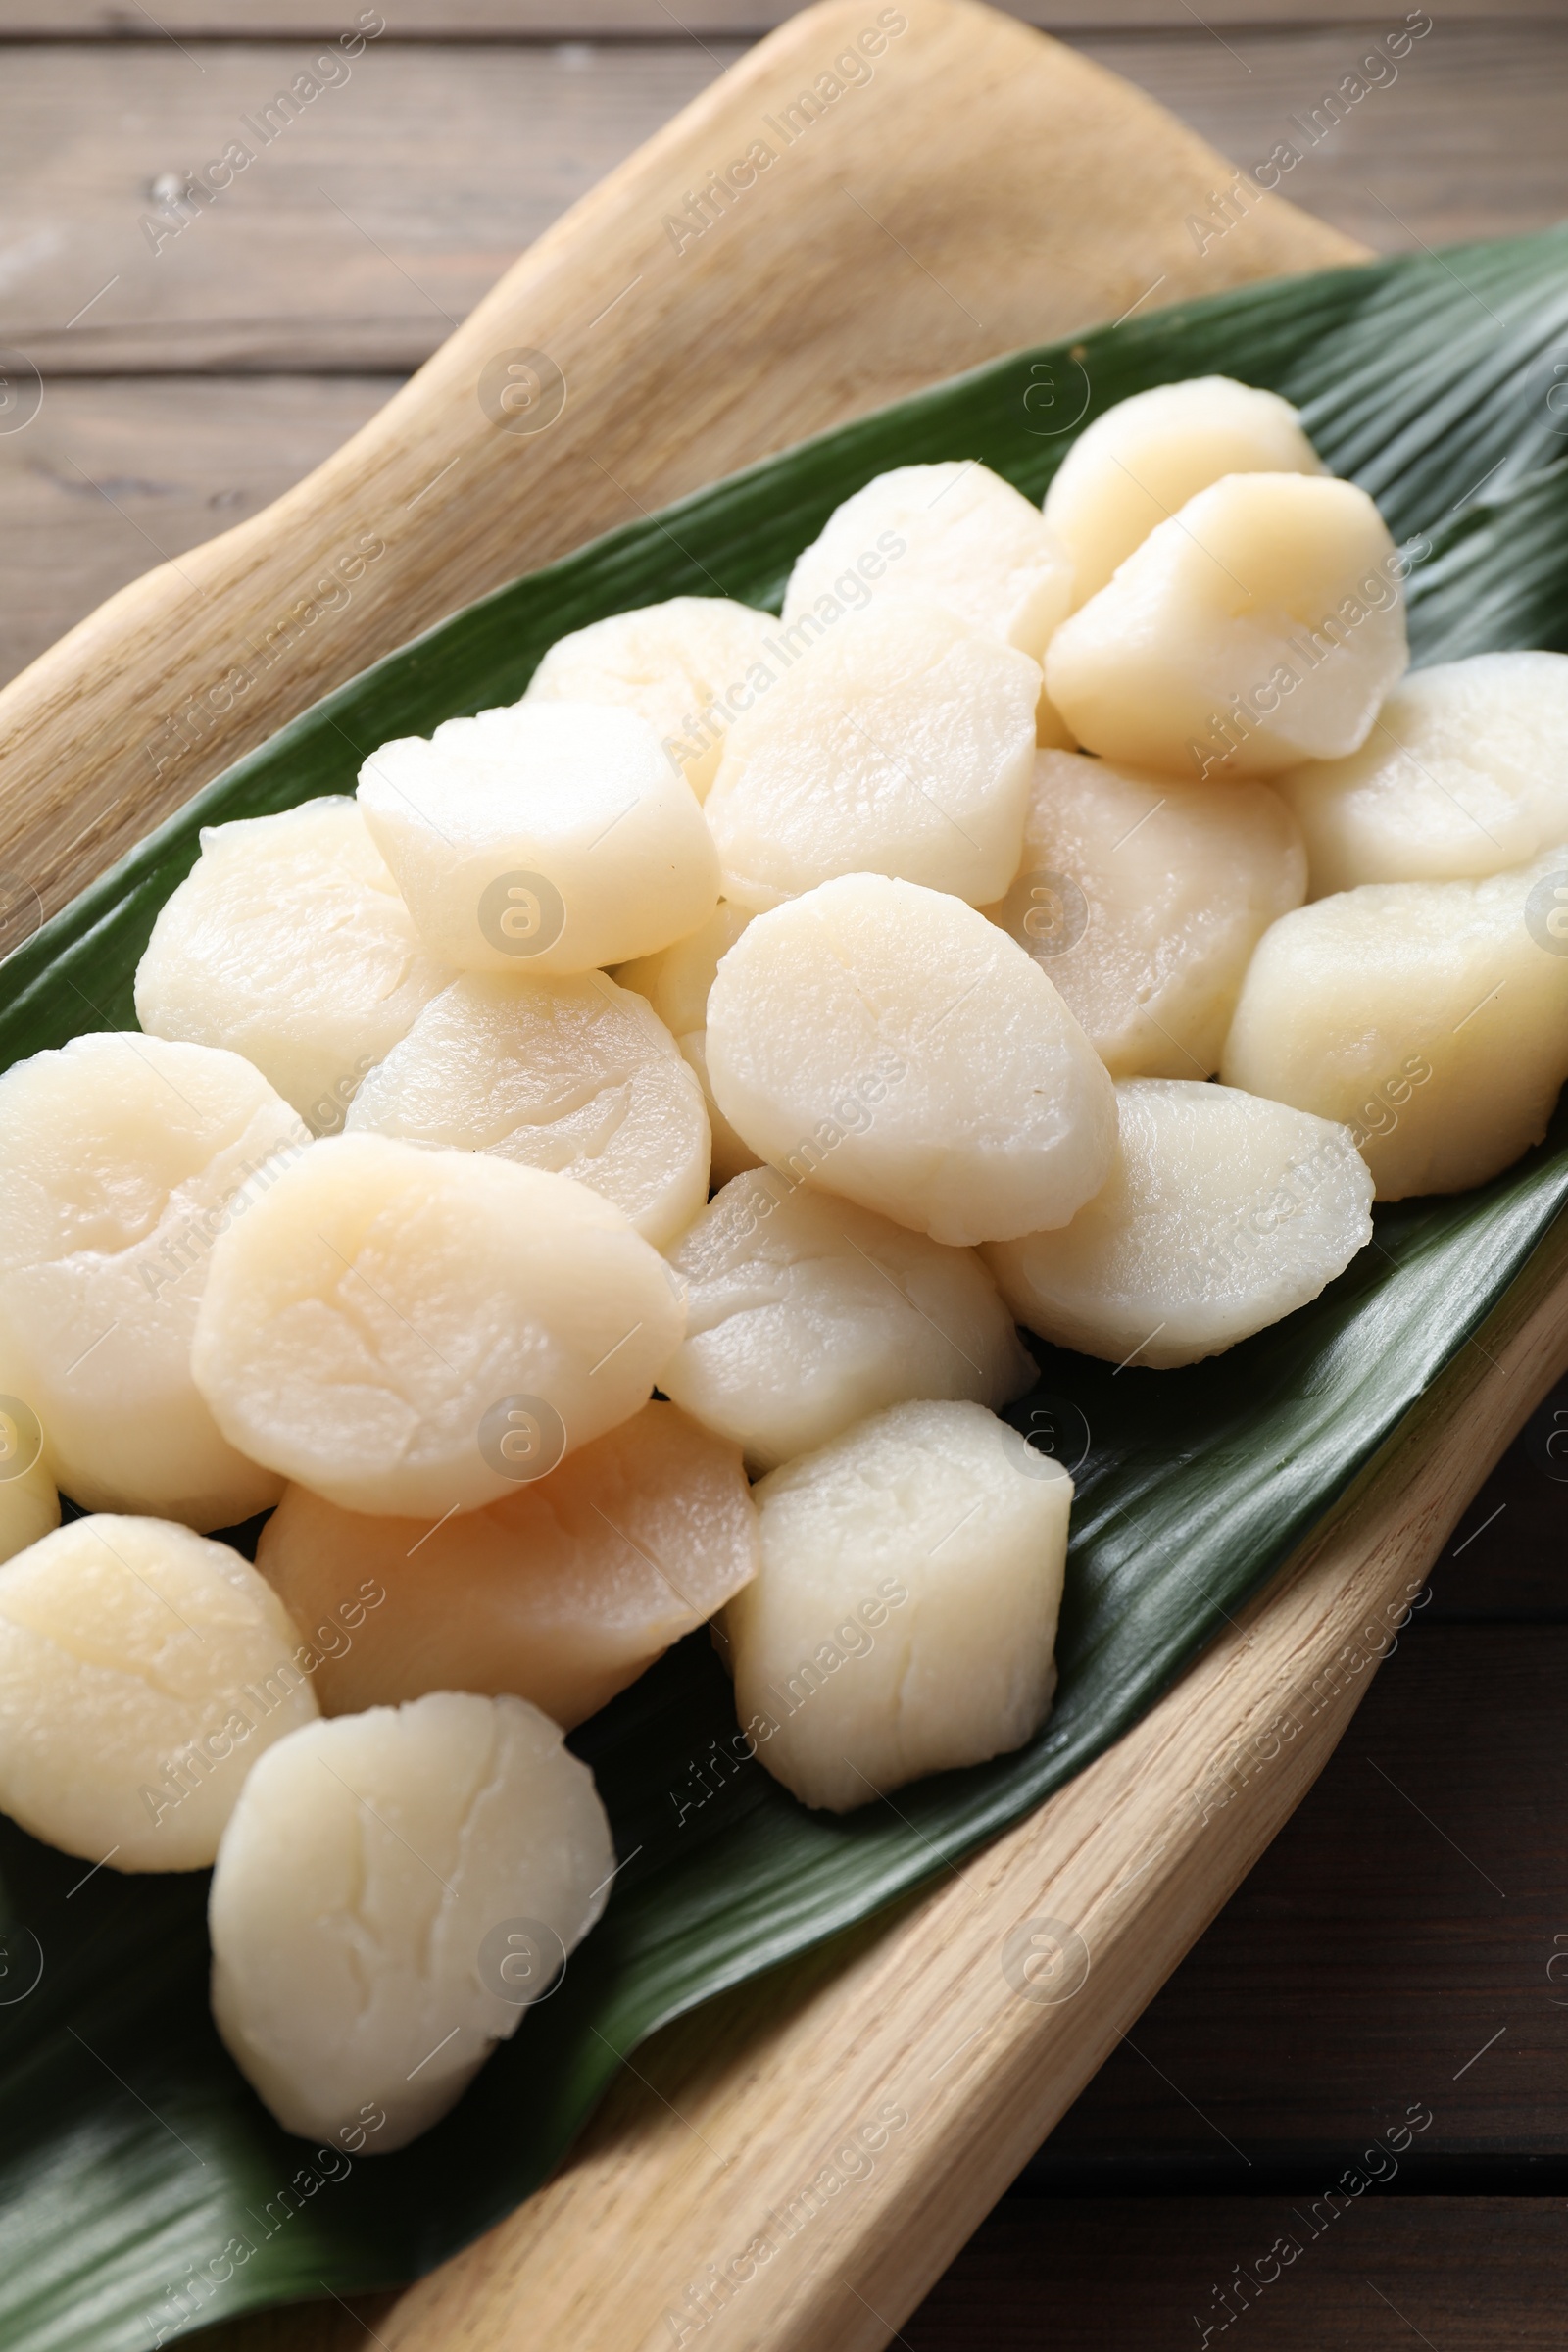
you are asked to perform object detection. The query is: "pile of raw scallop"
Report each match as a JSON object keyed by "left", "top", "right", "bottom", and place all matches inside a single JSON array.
[{"left": 2, "top": 376, "right": 1565, "bottom": 2155}]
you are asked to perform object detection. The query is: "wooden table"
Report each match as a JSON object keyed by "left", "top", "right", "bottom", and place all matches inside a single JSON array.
[{"left": 3, "top": 5, "right": 1566, "bottom": 2344}]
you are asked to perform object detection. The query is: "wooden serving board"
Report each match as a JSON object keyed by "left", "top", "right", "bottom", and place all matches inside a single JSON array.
[{"left": 6, "top": 6, "right": 1542, "bottom": 2348}]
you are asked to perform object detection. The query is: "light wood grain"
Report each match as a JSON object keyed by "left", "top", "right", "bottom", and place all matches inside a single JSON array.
[
  {"left": 356, "top": 1214, "right": 1568, "bottom": 2352},
  {"left": 0, "top": 0, "right": 1359, "bottom": 935},
  {"left": 0, "top": 377, "right": 397, "bottom": 690},
  {"left": 3, "top": 26, "right": 1560, "bottom": 381},
  {"left": 0, "top": 42, "right": 734, "bottom": 376}
]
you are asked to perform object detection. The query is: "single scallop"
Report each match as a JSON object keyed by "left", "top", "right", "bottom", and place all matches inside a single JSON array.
[
  {"left": 133, "top": 797, "right": 453, "bottom": 1133},
  {"left": 523, "top": 596, "right": 777, "bottom": 800},
  {"left": 190, "top": 1131, "right": 685, "bottom": 1516},
  {"left": 662, "top": 1171, "right": 1036, "bottom": 1473},
  {"left": 1045, "top": 474, "right": 1408, "bottom": 780},
  {"left": 255, "top": 1400, "right": 758, "bottom": 1727},
  {"left": 706, "top": 874, "right": 1116, "bottom": 1247},
  {"left": 344, "top": 970, "right": 710, "bottom": 1249},
  {"left": 782, "top": 461, "right": 1074, "bottom": 662},
  {"left": 209, "top": 1691, "right": 613, "bottom": 2150},
  {"left": 1221, "top": 853, "right": 1568, "bottom": 1199},
  {"left": 0, "top": 1515, "right": 317, "bottom": 1871},
  {"left": 726, "top": 1399, "right": 1070, "bottom": 1812},
  {"left": 984, "top": 1079, "right": 1373, "bottom": 1369},
  {"left": 358, "top": 701, "right": 721, "bottom": 975},
  {"left": 0, "top": 1033, "right": 300, "bottom": 1528},
  {"left": 704, "top": 598, "right": 1041, "bottom": 911},
  {"left": 1274, "top": 652, "right": 1568, "bottom": 895},
  {"left": 1043, "top": 377, "right": 1324, "bottom": 605},
  {"left": 981, "top": 750, "right": 1306, "bottom": 1077}
]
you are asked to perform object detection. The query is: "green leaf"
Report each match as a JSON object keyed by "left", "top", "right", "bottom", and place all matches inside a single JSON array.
[{"left": 4, "top": 226, "right": 1568, "bottom": 2351}]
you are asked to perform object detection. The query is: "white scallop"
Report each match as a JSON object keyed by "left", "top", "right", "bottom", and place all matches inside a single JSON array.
[
  {"left": 984, "top": 1079, "right": 1374, "bottom": 1369},
  {"left": 706, "top": 874, "right": 1117, "bottom": 1247},
  {"left": 255, "top": 1399, "right": 759, "bottom": 1730},
  {"left": 1043, "top": 376, "right": 1324, "bottom": 605},
  {"left": 345, "top": 970, "right": 710, "bottom": 1248},
  {"left": 703, "top": 598, "right": 1041, "bottom": 911},
  {"left": 726, "top": 1400, "right": 1070, "bottom": 1812},
  {"left": 783, "top": 461, "right": 1074, "bottom": 661},
  {"left": 358, "top": 701, "right": 721, "bottom": 975},
  {"left": 190, "top": 1131, "right": 686, "bottom": 1517},
  {"left": 981, "top": 750, "right": 1306, "bottom": 1077},
  {"left": 134, "top": 798, "right": 453, "bottom": 1132},
  {"left": 1274, "top": 652, "right": 1568, "bottom": 894},
  {"left": 0, "top": 1033, "right": 300, "bottom": 1528},
  {"left": 1045, "top": 473, "right": 1408, "bottom": 779},
  {"left": 209, "top": 1692, "right": 612, "bottom": 2150},
  {"left": 662, "top": 1171, "right": 1037, "bottom": 1473},
  {"left": 523, "top": 596, "right": 777, "bottom": 799},
  {"left": 0, "top": 1515, "right": 317, "bottom": 1870},
  {"left": 1221, "top": 853, "right": 1568, "bottom": 1200}
]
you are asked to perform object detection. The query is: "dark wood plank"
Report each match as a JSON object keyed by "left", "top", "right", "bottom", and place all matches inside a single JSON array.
[
  {"left": 0, "top": 376, "right": 397, "bottom": 689},
  {"left": 1019, "top": 1623, "right": 1566, "bottom": 2191},
  {"left": 0, "top": 27, "right": 1561, "bottom": 381},
  {"left": 906, "top": 2198, "right": 1568, "bottom": 2350},
  {"left": 1424, "top": 1377, "right": 1568, "bottom": 1620}
]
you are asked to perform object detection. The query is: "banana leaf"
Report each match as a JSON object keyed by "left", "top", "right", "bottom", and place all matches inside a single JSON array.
[{"left": 4, "top": 223, "right": 1568, "bottom": 2352}]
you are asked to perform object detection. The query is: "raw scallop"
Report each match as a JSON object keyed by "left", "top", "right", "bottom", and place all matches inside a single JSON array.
[
  {"left": 704, "top": 599, "right": 1041, "bottom": 910},
  {"left": 0, "top": 1515, "right": 316, "bottom": 1870},
  {"left": 255, "top": 1400, "right": 758, "bottom": 1726},
  {"left": 1222, "top": 854, "right": 1568, "bottom": 1199},
  {"left": 705, "top": 874, "right": 1116, "bottom": 1246},
  {"left": 345, "top": 970, "right": 710, "bottom": 1248},
  {"left": 662, "top": 1171, "right": 1035, "bottom": 1471},
  {"left": 984, "top": 1078, "right": 1374, "bottom": 1368},
  {"left": 134, "top": 797, "right": 452, "bottom": 1132},
  {"left": 191, "top": 1132, "right": 685, "bottom": 1516},
  {"left": 523, "top": 596, "right": 776, "bottom": 799},
  {"left": 981, "top": 750, "right": 1306, "bottom": 1077},
  {"left": 1274, "top": 652, "right": 1568, "bottom": 894},
  {"left": 0, "top": 1033, "right": 299, "bottom": 1528},
  {"left": 209, "top": 1691, "right": 612, "bottom": 2148},
  {"left": 726, "top": 1399, "right": 1070, "bottom": 1812},
  {"left": 1043, "top": 376, "right": 1323, "bottom": 605},
  {"left": 358, "top": 701, "right": 720, "bottom": 975},
  {"left": 1045, "top": 473, "right": 1408, "bottom": 779},
  {"left": 783, "top": 461, "right": 1074, "bottom": 662}
]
